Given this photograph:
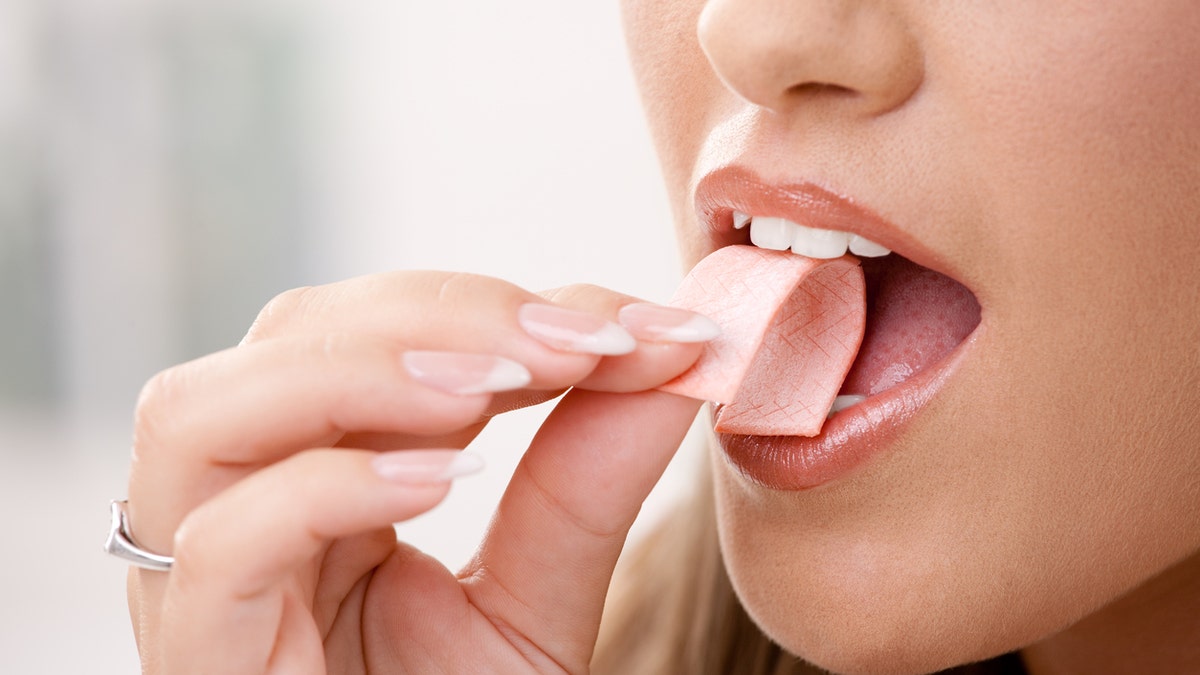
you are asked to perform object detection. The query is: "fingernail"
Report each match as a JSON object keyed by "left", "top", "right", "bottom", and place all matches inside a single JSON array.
[
  {"left": 371, "top": 450, "right": 485, "bottom": 483},
  {"left": 617, "top": 303, "right": 722, "bottom": 343},
  {"left": 517, "top": 303, "right": 637, "bottom": 355},
  {"left": 402, "top": 351, "right": 531, "bottom": 395}
]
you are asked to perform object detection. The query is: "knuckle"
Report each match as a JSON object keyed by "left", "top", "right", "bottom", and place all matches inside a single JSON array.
[
  {"left": 132, "top": 366, "right": 186, "bottom": 457},
  {"left": 312, "top": 331, "right": 360, "bottom": 364},
  {"left": 169, "top": 506, "right": 212, "bottom": 575},
  {"left": 542, "top": 283, "right": 628, "bottom": 309},
  {"left": 304, "top": 333, "right": 394, "bottom": 389},
  {"left": 521, "top": 463, "right": 627, "bottom": 542},
  {"left": 427, "top": 271, "right": 529, "bottom": 327},
  {"left": 241, "top": 285, "right": 316, "bottom": 344},
  {"left": 433, "top": 271, "right": 495, "bottom": 307},
  {"left": 168, "top": 507, "right": 235, "bottom": 597}
]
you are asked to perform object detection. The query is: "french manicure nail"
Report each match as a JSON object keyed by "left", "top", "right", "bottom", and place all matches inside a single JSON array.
[
  {"left": 517, "top": 303, "right": 637, "bottom": 355},
  {"left": 402, "top": 351, "right": 531, "bottom": 395},
  {"left": 617, "top": 303, "right": 722, "bottom": 343},
  {"left": 371, "top": 450, "right": 485, "bottom": 484}
]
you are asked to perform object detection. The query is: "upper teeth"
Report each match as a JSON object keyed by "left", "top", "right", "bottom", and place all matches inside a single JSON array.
[{"left": 737, "top": 211, "right": 891, "bottom": 259}]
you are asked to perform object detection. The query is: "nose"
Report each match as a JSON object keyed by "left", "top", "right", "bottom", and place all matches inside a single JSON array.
[{"left": 697, "top": 0, "right": 923, "bottom": 116}]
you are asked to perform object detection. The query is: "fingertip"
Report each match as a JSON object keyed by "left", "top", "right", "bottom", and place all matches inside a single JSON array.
[
  {"left": 618, "top": 303, "right": 722, "bottom": 344},
  {"left": 573, "top": 339, "right": 706, "bottom": 393},
  {"left": 402, "top": 351, "right": 532, "bottom": 396},
  {"left": 517, "top": 303, "right": 637, "bottom": 356}
]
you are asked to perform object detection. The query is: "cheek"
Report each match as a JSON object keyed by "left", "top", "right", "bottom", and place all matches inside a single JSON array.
[
  {"left": 945, "top": 0, "right": 1200, "bottom": 503},
  {"left": 620, "top": 0, "right": 727, "bottom": 261},
  {"left": 620, "top": 0, "right": 714, "bottom": 162},
  {"left": 934, "top": 0, "right": 1200, "bottom": 290}
]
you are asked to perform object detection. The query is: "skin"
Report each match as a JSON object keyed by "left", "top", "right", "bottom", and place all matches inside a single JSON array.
[
  {"left": 621, "top": 0, "right": 1200, "bottom": 673},
  {"left": 126, "top": 276, "right": 709, "bottom": 673},
  {"left": 126, "top": 1, "right": 1199, "bottom": 674}
]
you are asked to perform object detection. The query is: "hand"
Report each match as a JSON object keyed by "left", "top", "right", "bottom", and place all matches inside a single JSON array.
[{"left": 124, "top": 271, "right": 711, "bottom": 674}]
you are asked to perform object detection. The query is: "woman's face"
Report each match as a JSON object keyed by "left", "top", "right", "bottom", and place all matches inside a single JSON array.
[{"left": 622, "top": 2, "right": 1200, "bottom": 672}]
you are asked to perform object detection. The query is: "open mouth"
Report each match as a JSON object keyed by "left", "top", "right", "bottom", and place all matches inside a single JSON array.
[
  {"left": 689, "top": 167, "right": 983, "bottom": 488},
  {"left": 733, "top": 211, "right": 981, "bottom": 410}
]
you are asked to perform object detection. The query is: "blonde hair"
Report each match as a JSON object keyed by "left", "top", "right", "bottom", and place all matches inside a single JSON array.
[
  {"left": 593, "top": 457, "right": 817, "bottom": 675},
  {"left": 592, "top": 448, "right": 1028, "bottom": 675}
]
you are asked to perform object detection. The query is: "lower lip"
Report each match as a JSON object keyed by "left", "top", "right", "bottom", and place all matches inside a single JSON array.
[{"left": 716, "top": 329, "right": 980, "bottom": 491}]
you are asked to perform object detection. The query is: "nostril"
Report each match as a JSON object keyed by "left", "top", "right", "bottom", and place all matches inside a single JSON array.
[
  {"left": 787, "top": 82, "right": 859, "bottom": 99},
  {"left": 696, "top": 0, "right": 923, "bottom": 117}
]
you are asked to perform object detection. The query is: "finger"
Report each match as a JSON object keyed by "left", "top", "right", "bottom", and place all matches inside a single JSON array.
[
  {"left": 137, "top": 335, "right": 505, "bottom": 463},
  {"left": 461, "top": 389, "right": 702, "bottom": 671},
  {"left": 128, "top": 335, "right": 511, "bottom": 554},
  {"left": 264, "top": 592, "right": 325, "bottom": 675},
  {"left": 477, "top": 285, "right": 719, "bottom": 413},
  {"left": 311, "top": 528, "right": 397, "bottom": 639},
  {"left": 245, "top": 273, "right": 715, "bottom": 397},
  {"left": 159, "top": 448, "right": 472, "bottom": 675},
  {"left": 539, "top": 284, "right": 718, "bottom": 393},
  {"left": 241, "top": 273, "right": 615, "bottom": 392}
]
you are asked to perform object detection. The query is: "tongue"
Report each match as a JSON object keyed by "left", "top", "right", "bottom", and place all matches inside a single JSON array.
[
  {"left": 657, "top": 245, "right": 866, "bottom": 436},
  {"left": 840, "top": 255, "right": 981, "bottom": 396}
]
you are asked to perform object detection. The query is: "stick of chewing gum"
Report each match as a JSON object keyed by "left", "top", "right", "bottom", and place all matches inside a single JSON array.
[{"left": 657, "top": 245, "right": 866, "bottom": 436}]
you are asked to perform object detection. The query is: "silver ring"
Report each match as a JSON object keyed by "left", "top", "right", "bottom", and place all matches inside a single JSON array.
[{"left": 104, "top": 500, "right": 174, "bottom": 571}]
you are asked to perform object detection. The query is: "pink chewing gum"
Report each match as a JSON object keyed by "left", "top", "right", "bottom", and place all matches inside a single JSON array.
[{"left": 657, "top": 245, "right": 866, "bottom": 436}]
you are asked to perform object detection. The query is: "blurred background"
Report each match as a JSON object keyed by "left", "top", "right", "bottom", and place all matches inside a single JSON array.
[{"left": 0, "top": 1, "right": 703, "bottom": 671}]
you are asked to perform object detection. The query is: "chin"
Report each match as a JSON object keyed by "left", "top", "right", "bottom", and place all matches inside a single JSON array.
[
  {"left": 724, "top": 553, "right": 1046, "bottom": 675},
  {"left": 709, "top": 440, "right": 1086, "bottom": 675}
]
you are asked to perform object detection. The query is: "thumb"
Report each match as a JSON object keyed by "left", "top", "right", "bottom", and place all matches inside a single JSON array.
[{"left": 462, "top": 388, "right": 701, "bottom": 671}]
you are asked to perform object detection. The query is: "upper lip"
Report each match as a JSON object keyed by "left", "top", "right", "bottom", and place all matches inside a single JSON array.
[{"left": 693, "top": 164, "right": 961, "bottom": 281}]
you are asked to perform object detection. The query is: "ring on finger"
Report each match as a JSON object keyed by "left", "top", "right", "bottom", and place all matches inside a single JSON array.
[{"left": 104, "top": 500, "right": 174, "bottom": 572}]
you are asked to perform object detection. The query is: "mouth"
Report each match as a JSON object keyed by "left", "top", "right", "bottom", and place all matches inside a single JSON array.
[{"left": 693, "top": 166, "right": 982, "bottom": 490}]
